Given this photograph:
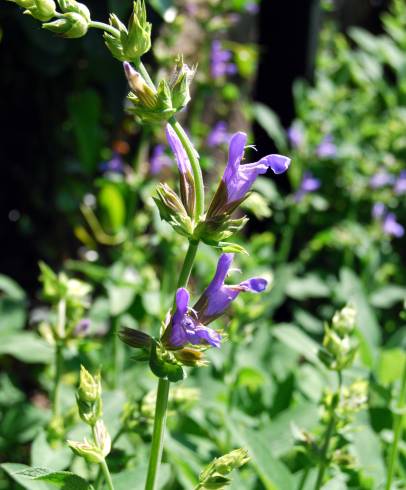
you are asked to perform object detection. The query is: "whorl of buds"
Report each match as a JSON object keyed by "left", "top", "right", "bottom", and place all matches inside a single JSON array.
[
  {"left": 9, "top": 0, "right": 56, "bottom": 22},
  {"left": 67, "top": 420, "right": 111, "bottom": 464},
  {"left": 42, "top": 0, "right": 90, "bottom": 38},
  {"left": 104, "top": 0, "right": 151, "bottom": 61},
  {"left": 76, "top": 365, "right": 102, "bottom": 425},
  {"left": 332, "top": 304, "right": 356, "bottom": 336}
]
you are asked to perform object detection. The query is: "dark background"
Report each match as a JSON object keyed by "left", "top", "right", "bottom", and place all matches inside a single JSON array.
[{"left": 0, "top": 0, "right": 389, "bottom": 293}]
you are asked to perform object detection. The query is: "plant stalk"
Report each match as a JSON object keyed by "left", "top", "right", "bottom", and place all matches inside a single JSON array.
[
  {"left": 100, "top": 459, "right": 115, "bottom": 490},
  {"left": 52, "top": 342, "right": 63, "bottom": 420},
  {"left": 314, "top": 372, "right": 342, "bottom": 490},
  {"left": 385, "top": 360, "right": 406, "bottom": 490}
]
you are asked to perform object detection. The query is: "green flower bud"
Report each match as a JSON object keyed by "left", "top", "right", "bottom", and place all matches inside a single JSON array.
[
  {"left": 103, "top": 14, "right": 127, "bottom": 61},
  {"left": 332, "top": 304, "right": 356, "bottom": 336},
  {"left": 153, "top": 183, "right": 194, "bottom": 237},
  {"left": 93, "top": 419, "right": 111, "bottom": 457},
  {"left": 57, "top": 0, "right": 90, "bottom": 21},
  {"left": 43, "top": 11, "right": 89, "bottom": 38},
  {"left": 76, "top": 365, "right": 102, "bottom": 425},
  {"left": 198, "top": 448, "right": 250, "bottom": 489},
  {"left": 169, "top": 57, "right": 196, "bottom": 111},
  {"left": 68, "top": 436, "right": 106, "bottom": 464},
  {"left": 12, "top": 0, "right": 56, "bottom": 22},
  {"left": 318, "top": 326, "right": 357, "bottom": 371},
  {"left": 123, "top": 0, "right": 151, "bottom": 59}
]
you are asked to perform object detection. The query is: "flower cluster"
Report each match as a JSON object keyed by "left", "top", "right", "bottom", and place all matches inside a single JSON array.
[{"left": 372, "top": 203, "right": 404, "bottom": 238}]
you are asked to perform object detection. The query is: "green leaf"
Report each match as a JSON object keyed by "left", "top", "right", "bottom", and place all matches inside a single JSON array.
[
  {"left": 112, "top": 463, "right": 170, "bottom": 490},
  {"left": 31, "top": 431, "right": 72, "bottom": 471},
  {"left": 0, "top": 332, "right": 53, "bottom": 363},
  {"left": 253, "top": 103, "right": 287, "bottom": 149},
  {"left": 352, "top": 425, "right": 386, "bottom": 487},
  {"left": 0, "top": 274, "right": 26, "bottom": 300},
  {"left": 106, "top": 283, "right": 136, "bottom": 316},
  {"left": 369, "top": 285, "right": 406, "bottom": 309},
  {"left": 99, "top": 183, "right": 126, "bottom": 232},
  {"left": 20, "top": 467, "right": 92, "bottom": 489},
  {"left": 1, "top": 464, "right": 50, "bottom": 490},
  {"left": 286, "top": 274, "right": 330, "bottom": 300},
  {"left": 376, "top": 348, "right": 406, "bottom": 386},
  {"left": 272, "top": 324, "right": 321, "bottom": 365}
]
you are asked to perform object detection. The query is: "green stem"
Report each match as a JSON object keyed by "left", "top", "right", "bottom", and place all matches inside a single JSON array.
[
  {"left": 385, "top": 361, "right": 406, "bottom": 490},
  {"left": 145, "top": 378, "right": 170, "bottom": 490},
  {"left": 314, "top": 372, "right": 342, "bottom": 490},
  {"left": 99, "top": 459, "right": 115, "bottom": 490},
  {"left": 276, "top": 206, "right": 299, "bottom": 264},
  {"left": 52, "top": 342, "right": 63, "bottom": 420},
  {"left": 89, "top": 21, "right": 119, "bottom": 38},
  {"left": 111, "top": 315, "right": 122, "bottom": 389},
  {"left": 133, "top": 60, "right": 205, "bottom": 222},
  {"left": 145, "top": 240, "right": 200, "bottom": 490}
]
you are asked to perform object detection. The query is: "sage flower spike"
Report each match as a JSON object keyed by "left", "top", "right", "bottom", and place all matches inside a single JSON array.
[
  {"left": 194, "top": 253, "right": 267, "bottom": 325},
  {"left": 207, "top": 131, "right": 290, "bottom": 217},
  {"left": 168, "top": 288, "right": 222, "bottom": 349}
]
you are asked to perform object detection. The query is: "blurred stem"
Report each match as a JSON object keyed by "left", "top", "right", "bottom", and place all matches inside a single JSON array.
[
  {"left": 145, "top": 240, "right": 200, "bottom": 490},
  {"left": 314, "top": 371, "right": 342, "bottom": 490},
  {"left": 89, "top": 21, "right": 119, "bottom": 38},
  {"left": 298, "top": 468, "right": 310, "bottom": 490},
  {"left": 276, "top": 206, "right": 299, "bottom": 263},
  {"left": 145, "top": 378, "right": 170, "bottom": 490},
  {"left": 134, "top": 60, "right": 205, "bottom": 221},
  {"left": 111, "top": 315, "right": 122, "bottom": 389},
  {"left": 385, "top": 360, "right": 406, "bottom": 490},
  {"left": 52, "top": 342, "right": 63, "bottom": 420}
]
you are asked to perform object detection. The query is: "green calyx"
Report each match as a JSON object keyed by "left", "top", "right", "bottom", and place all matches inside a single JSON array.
[
  {"left": 104, "top": 0, "right": 151, "bottom": 61},
  {"left": 18, "top": 0, "right": 56, "bottom": 22},
  {"left": 43, "top": 11, "right": 89, "bottom": 38}
]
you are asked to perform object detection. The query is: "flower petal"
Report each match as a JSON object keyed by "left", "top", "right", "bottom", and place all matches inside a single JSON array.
[
  {"left": 264, "top": 154, "right": 291, "bottom": 174},
  {"left": 205, "top": 253, "right": 234, "bottom": 296},
  {"left": 165, "top": 124, "right": 191, "bottom": 175},
  {"left": 240, "top": 277, "right": 268, "bottom": 292},
  {"left": 223, "top": 132, "right": 247, "bottom": 184}
]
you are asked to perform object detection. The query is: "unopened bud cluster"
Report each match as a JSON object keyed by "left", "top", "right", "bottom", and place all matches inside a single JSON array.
[
  {"left": 68, "top": 366, "right": 111, "bottom": 465},
  {"left": 318, "top": 304, "right": 358, "bottom": 371},
  {"left": 44, "top": 0, "right": 91, "bottom": 38}
]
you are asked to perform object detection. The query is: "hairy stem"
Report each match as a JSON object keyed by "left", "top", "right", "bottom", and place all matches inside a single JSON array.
[
  {"left": 314, "top": 372, "right": 342, "bottom": 490},
  {"left": 385, "top": 361, "right": 406, "bottom": 490}
]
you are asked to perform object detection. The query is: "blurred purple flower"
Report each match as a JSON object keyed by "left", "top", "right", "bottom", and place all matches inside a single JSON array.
[
  {"left": 100, "top": 153, "right": 125, "bottom": 174},
  {"left": 294, "top": 171, "right": 321, "bottom": 202},
  {"left": 194, "top": 253, "right": 268, "bottom": 324},
  {"left": 316, "top": 135, "right": 336, "bottom": 158},
  {"left": 74, "top": 319, "right": 91, "bottom": 337},
  {"left": 150, "top": 144, "right": 172, "bottom": 175},
  {"left": 287, "top": 125, "right": 304, "bottom": 149},
  {"left": 211, "top": 40, "right": 237, "bottom": 79},
  {"left": 207, "top": 121, "right": 231, "bottom": 147},
  {"left": 382, "top": 213, "right": 404, "bottom": 238},
  {"left": 394, "top": 170, "right": 406, "bottom": 195},
  {"left": 168, "top": 288, "right": 222, "bottom": 348},
  {"left": 370, "top": 170, "right": 395, "bottom": 189},
  {"left": 245, "top": 2, "right": 259, "bottom": 14},
  {"left": 372, "top": 202, "right": 386, "bottom": 219}
]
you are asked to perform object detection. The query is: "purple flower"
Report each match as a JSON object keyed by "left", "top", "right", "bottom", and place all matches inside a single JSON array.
[
  {"left": 168, "top": 288, "right": 222, "bottom": 348},
  {"left": 245, "top": 2, "right": 259, "bottom": 14},
  {"left": 394, "top": 171, "right": 406, "bottom": 195},
  {"left": 150, "top": 144, "right": 172, "bottom": 175},
  {"left": 370, "top": 170, "right": 395, "bottom": 189},
  {"left": 74, "top": 319, "right": 91, "bottom": 336},
  {"left": 211, "top": 40, "right": 237, "bottom": 79},
  {"left": 165, "top": 124, "right": 192, "bottom": 175},
  {"left": 207, "top": 132, "right": 290, "bottom": 216},
  {"left": 287, "top": 125, "right": 304, "bottom": 149},
  {"left": 207, "top": 121, "right": 231, "bottom": 147},
  {"left": 294, "top": 172, "right": 321, "bottom": 202},
  {"left": 194, "top": 253, "right": 268, "bottom": 324},
  {"left": 316, "top": 135, "right": 336, "bottom": 158},
  {"left": 382, "top": 213, "right": 404, "bottom": 238},
  {"left": 100, "top": 154, "right": 125, "bottom": 174},
  {"left": 372, "top": 202, "right": 386, "bottom": 219}
]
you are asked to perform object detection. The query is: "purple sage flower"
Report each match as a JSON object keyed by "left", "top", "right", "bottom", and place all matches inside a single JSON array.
[
  {"left": 207, "top": 132, "right": 291, "bottom": 216},
  {"left": 394, "top": 170, "right": 406, "bottom": 195},
  {"left": 150, "top": 144, "right": 172, "bottom": 175},
  {"left": 211, "top": 40, "right": 237, "bottom": 79},
  {"left": 207, "top": 121, "right": 231, "bottom": 147},
  {"left": 316, "top": 135, "right": 336, "bottom": 158},
  {"left": 382, "top": 213, "right": 404, "bottom": 238},
  {"left": 294, "top": 171, "right": 321, "bottom": 202},
  {"left": 245, "top": 2, "right": 260, "bottom": 14},
  {"left": 168, "top": 288, "right": 222, "bottom": 348},
  {"left": 370, "top": 170, "right": 395, "bottom": 189},
  {"left": 100, "top": 153, "right": 125, "bottom": 174},
  {"left": 287, "top": 125, "right": 304, "bottom": 149},
  {"left": 74, "top": 319, "right": 91, "bottom": 337},
  {"left": 372, "top": 202, "right": 386, "bottom": 219},
  {"left": 194, "top": 253, "right": 268, "bottom": 325}
]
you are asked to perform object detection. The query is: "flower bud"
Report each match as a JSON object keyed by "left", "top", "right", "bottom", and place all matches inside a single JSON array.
[
  {"left": 198, "top": 448, "right": 250, "bottom": 489},
  {"left": 153, "top": 183, "right": 194, "bottom": 237},
  {"left": 21, "top": 0, "right": 56, "bottom": 21},
  {"left": 57, "top": 0, "right": 90, "bottom": 22},
  {"left": 119, "top": 327, "right": 152, "bottom": 349},
  {"left": 169, "top": 56, "right": 196, "bottom": 111},
  {"left": 93, "top": 419, "right": 111, "bottom": 458},
  {"left": 67, "top": 438, "right": 105, "bottom": 464},
  {"left": 332, "top": 304, "right": 356, "bottom": 336},
  {"left": 43, "top": 11, "right": 89, "bottom": 38},
  {"left": 76, "top": 365, "right": 102, "bottom": 425},
  {"left": 104, "top": 14, "right": 127, "bottom": 61},
  {"left": 318, "top": 326, "right": 357, "bottom": 371},
  {"left": 123, "top": 0, "right": 151, "bottom": 59}
]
